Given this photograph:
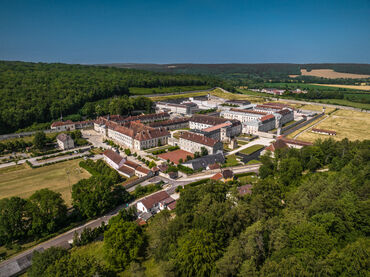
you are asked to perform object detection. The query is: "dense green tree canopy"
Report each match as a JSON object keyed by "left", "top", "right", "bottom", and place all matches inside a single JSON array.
[
  {"left": 0, "top": 61, "right": 220, "bottom": 134},
  {"left": 104, "top": 220, "right": 146, "bottom": 271}
]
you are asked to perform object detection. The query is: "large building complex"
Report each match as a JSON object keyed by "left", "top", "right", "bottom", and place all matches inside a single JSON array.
[
  {"left": 220, "top": 103, "right": 294, "bottom": 134},
  {"left": 156, "top": 102, "right": 198, "bottom": 115},
  {"left": 94, "top": 113, "right": 170, "bottom": 150},
  {"left": 179, "top": 132, "right": 223, "bottom": 155},
  {"left": 189, "top": 114, "right": 242, "bottom": 142}
]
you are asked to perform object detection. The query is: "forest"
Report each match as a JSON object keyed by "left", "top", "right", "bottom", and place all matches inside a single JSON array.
[
  {"left": 0, "top": 61, "right": 222, "bottom": 134},
  {"left": 110, "top": 63, "right": 370, "bottom": 80},
  {"left": 25, "top": 138, "right": 369, "bottom": 276}
]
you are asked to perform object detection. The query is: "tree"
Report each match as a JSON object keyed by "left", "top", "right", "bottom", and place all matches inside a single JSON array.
[
  {"left": 29, "top": 247, "right": 68, "bottom": 277},
  {"left": 0, "top": 197, "right": 31, "bottom": 243},
  {"left": 104, "top": 220, "right": 146, "bottom": 271},
  {"left": 124, "top": 148, "right": 131, "bottom": 156},
  {"left": 72, "top": 176, "right": 130, "bottom": 218},
  {"left": 178, "top": 158, "right": 183, "bottom": 164},
  {"left": 43, "top": 253, "right": 110, "bottom": 277},
  {"left": 201, "top": 147, "right": 208, "bottom": 156},
  {"left": 33, "top": 131, "right": 47, "bottom": 150},
  {"left": 28, "top": 189, "right": 67, "bottom": 235},
  {"left": 172, "top": 229, "right": 221, "bottom": 277}
]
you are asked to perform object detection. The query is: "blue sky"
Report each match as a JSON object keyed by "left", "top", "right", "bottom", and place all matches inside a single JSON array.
[{"left": 0, "top": 0, "right": 369, "bottom": 64}]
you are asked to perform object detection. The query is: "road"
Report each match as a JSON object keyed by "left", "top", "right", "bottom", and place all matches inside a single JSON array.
[{"left": 0, "top": 163, "right": 260, "bottom": 277}]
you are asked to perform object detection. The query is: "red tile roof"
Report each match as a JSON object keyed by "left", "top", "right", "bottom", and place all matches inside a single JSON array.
[
  {"left": 157, "top": 149, "right": 194, "bottom": 165},
  {"left": 149, "top": 117, "right": 189, "bottom": 128},
  {"left": 118, "top": 165, "right": 135, "bottom": 176},
  {"left": 51, "top": 120, "right": 74, "bottom": 127},
  {"left": 140, "top": 191, "right": 170, "bottom": 210},
  {"left": 208, "top": 163, "right": 220, "bottom": 170},
  {"left": 238, "top": 184, "right": 253, "bottom": 196},
  {"left": 260, "top": 114, "right": 275, "bottom": 122},
  {"left": 281, "top": 138, "right": 313, "bottom": 146},
  {"left": 276, "top": 109, "right": 292, "bottom": 116},
  {"left": 124, "top": 160, "right": 140, "bottom": 169},
  {"left": 103, "top": 149, "right": 124, "bottom": 165},
  {"left": 190, "top": 114, "right": 228, "bottom": 126},
  {"left": 180, "top": 132, "right": 218, "bottom": 147},
  {"left": 210, "top": 172, "right": 223, "bottom": 180},
  {"left": 167, "top": 201, "right": 177, "bottom": 210},
  {"left": 265, "top": 140, "right": 288, "bottom": 152},
  {"left": 136, "top": 166, "right": 150, "bottom": 175},
  {"left": 312, "top": 128, "right": 337, "bottom": 135},
  {"left": 203, "top": 122, "right": 232, "bottom": 132}
]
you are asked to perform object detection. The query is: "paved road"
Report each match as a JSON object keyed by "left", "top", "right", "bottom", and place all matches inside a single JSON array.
[{"left": 0, "top": 163, "right": 259, "bottom": 277}]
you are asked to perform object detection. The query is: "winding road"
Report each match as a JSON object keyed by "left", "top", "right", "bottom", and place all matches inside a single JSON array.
[{"left": 0, "top": 163, "right": 260, "bottom": 277}]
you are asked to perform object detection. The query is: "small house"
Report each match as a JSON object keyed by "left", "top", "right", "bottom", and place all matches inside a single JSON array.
[{"left": 56, "top": 133, "right": 74, "bottom": 150}]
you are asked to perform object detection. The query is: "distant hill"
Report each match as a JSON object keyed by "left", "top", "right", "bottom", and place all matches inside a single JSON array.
[{"left": 102, "top": 63, "right": 370, "bottom": 79}]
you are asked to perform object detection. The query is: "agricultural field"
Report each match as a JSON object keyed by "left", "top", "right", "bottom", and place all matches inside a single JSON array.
[
  {"left": 0, "top": 158, "right": 90, "bottom": 206},
  {"left": 290, "top": 109, "right": 370, "bottom": 142},
  {"left": 311, "top": 84, "right": 370, "bottom": 91},
  {"left": 299, "top": 104, "right": 336, "bottom": 114},
  {"left": 298, "top": 69, "right": 370, "bottom": 79}
]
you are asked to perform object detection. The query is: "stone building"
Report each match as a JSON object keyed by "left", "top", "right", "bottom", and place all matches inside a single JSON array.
[
  {"left": 179, "top": 132, "right": 223, "bottom": 155},
  {"left": 56, "top": 133, "right": 74, "bottom": 150},
  {"left": 156, "top": 102, "right": 198, "bottom": 115}
]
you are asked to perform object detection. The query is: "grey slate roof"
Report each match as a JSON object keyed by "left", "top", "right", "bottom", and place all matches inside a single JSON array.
[{"left": 182, "top": 152, "right": 225, "bottom": 170}]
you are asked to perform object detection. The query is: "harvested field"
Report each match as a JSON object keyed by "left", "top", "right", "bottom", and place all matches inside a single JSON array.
[
  {"left": 298, "top": 69, "right": 370, "bottom": 79},
  {"left": 291, "top": 110, "right": 370, "bottom": 142},
  {"left": 0, "top": 158, "right": 90, "bottom": 206},
  {"left": 311, "top": 84, "right": 370, "bottom": 91},
  {"left": 157, "top": 149, "right": 194, "bottom": 164},
  {"left": 300, "top": 104, "right": 336, "bottom": 114}
]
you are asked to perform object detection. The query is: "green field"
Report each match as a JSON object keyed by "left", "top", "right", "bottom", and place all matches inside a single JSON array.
[
  {"left": 129, "top": 85, "right": 211, "bottom": 95},
  {"left": 0, "top": 159, "right": 90, "bottom": 206},
  {"left": 238, "top": 144, "right": 264, "bottom": 155},
  {"left": 223, "top": 154, "right": 241, "bottom": 167}
]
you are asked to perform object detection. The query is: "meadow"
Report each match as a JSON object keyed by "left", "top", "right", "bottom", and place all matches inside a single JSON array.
[
  {"left": 0, "top": 158, "right": 90, "bottom": 206},
  {"left": 289, "top": 110, "right": 370, "bottom": 142}
]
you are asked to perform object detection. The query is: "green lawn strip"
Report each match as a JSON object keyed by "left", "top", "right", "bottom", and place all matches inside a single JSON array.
[
  {"left": 223, "top": 154, "right": 241, "bottom": 167},
  {"left": 238, "top": 144, "right": 264, "bottom": 155}
]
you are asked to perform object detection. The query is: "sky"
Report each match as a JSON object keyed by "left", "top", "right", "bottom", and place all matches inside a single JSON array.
[{"left": 0, "top": 0, "right": 369, "bottom": 64}]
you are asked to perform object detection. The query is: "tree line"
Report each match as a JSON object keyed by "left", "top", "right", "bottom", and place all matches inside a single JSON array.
[
  {"left": 0, "top": 159, "right": 132, "bottom": 250},
  {"left": 27, "top": 138, "right": 369, "bottom": 276},
  {"left": 0, "top": 61, "right": 222, "bottom": 134}
]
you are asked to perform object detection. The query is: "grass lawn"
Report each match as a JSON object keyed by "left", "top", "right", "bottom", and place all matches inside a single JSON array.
[
  {"left": 236, "top": 140, "right": 248, "bottom": 145},
  {"left": 224, "top": 154, "right": 241, "bottom": 167},
  {"left": 0, "top": 159, "right": 90, "bottom": 206},
  {"left": 300, "top": 104, "right": 336, "bottom": 114},
  {"left": 246, "top": 159, "right": 261, "bottom": 165},
  {"left": 71, "top": 241, "right": 106, "bottom": 265},
  {"left": 146, "top": 145, "right": 171, "bottom": 153},
  {"left": 294, "top": 110, "right": 370, "bottom": 142},
  {"left": 239, "top": 144, "right": 264, "bottom": 155},
  {"left": 130, "top": 86, "right": 211, "bottom": 95}
]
